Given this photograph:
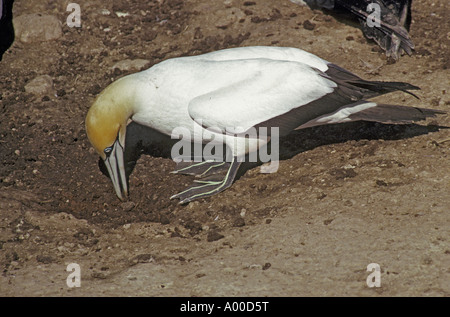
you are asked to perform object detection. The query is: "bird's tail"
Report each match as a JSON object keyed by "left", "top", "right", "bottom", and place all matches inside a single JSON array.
[
  {"left": 346, "top": 103, "right": 446, "bottom": 124},
  {"left": 297, "top": 101, "right": 445, "bottom": 130}
]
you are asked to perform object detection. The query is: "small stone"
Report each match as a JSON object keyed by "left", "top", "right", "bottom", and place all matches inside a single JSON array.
[
  {"left": 112, "top": 59, "right": 150, "bottom": 72},
  {"left": 115, "top": 12, "right": 130, "bottom": 18},
  {"left": 130, "top": 254, "right": 154, "bottom": 265},
  {"left": 303, "top": 20, "right": 316, "bottom": 30},
  {"left": 91, "top": 272, "right": 107, "bottom": 279},
  {"left": 24, "top": 75, "right": 54, "bottom": 97},
  {"left": 257, "top": 184, "right": 267, "bottom": 192},
  {"left": 36, "top": 255, "right": 54, "bottom": 264},
  {"left": 323, "top": 219, "right": 333, "bottom": 225},
  {"left": 262, "top": 262, "right": 271, "bottom": 270},
  {"left": 215, "top": 10, "right": 237, "bottom": 29},
  {"left": 207, "top": 230, "right": 224, "bottom": 242},
  {"left": 14, "top": 14, "right": 62, "bottom": 43},
  {"left": 223, "top": 0, "right": 233, "bottom": 8},
  {"left": 232, "top": 217, "right": 245, "bottom": 227},
  {"left": 120, "top": 201, "right": 136, "bottom": 212}
]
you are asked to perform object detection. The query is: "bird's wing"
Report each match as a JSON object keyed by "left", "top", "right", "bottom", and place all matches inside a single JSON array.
[
  {"left": 187, "top": 59, "right": 337, "bottom": 136},
  {"left": 195, "top": 46, "right": 330, "bottom": 72},
  {"left": 187, "top": 57, "right": 422, "bottom": 138}
]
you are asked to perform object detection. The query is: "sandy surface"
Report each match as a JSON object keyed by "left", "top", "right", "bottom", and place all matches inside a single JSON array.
[{"left": 0, "top": 0, "right": 449, "bottom": 297}]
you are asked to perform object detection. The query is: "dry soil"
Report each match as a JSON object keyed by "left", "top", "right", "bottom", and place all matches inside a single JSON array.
[{"left": 0, "top": 0, "right": 449, "bottom": 296}]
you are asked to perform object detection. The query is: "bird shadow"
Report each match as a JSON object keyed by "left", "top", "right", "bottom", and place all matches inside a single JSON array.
[{"left": 98, "top": 121, "right": 447, "bottom": 183}]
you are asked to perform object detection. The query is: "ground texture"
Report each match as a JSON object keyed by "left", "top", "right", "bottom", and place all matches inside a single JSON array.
[{"left": 0, "top": 0, "right": 449, "bottom": 296}]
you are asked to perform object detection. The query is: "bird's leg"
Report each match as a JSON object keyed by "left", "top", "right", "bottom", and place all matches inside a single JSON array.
[
  {"left": 170, "top": 157, "right": 242, "bottom": 204},
  {"left": 171, "top": 160, "right": 230, "bottom": 178}
]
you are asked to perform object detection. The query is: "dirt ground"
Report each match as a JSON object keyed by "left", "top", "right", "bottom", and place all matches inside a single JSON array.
[{"left": 0, "top": 0, "right": 449, "bottom": 297}]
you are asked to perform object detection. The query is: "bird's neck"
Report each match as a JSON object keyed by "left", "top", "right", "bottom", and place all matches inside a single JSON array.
[{"left": 99, "top": 74, "right": 140, "bottom": 123}]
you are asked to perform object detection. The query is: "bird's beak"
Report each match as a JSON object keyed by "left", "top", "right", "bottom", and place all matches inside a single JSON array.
[{"left": 104, "top": 138, "right": 128, "bottom": 201}]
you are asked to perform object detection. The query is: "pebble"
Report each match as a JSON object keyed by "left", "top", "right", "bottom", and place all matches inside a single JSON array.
[
  {"left": 223, "top": 0, "right": 233, "bottom": 8},
  {"left": 120, "top": 201, "right": 136, "bottom": 212},
  {"left": 14, "top": 14, "right": 62, "bottom": 43},
  {"left": 112, "top": 59, "right": 151, "bottom": 72},
  {"left": 262, "top": 262, "right": 271, "bottom": 270},
  {"left": 115, "top": 12, "right": 130, "bottom": 18},
  {"left": 207, "top": 230, "right": 224, "bottom": 242},
  {"left": 232, "top": 217, "right": 245, "bottom": 227},
  {"left": 303, "top": 20, "right": 316, "bottom": 30},
  {"left": 36, "top": 255, "right": 54, "bottom": 264},
  {"left": 215, "top": 10, "right": 238, "bottom": 29},
  {"left": 91, "top": 272, "right": 107, "bottom": 279},
  {"left": 24, "top": 75, "right": 55, "bottom": 97}
]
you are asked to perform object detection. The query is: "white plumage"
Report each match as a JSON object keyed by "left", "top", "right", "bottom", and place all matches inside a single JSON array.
[{"left": 132, "top": 47, "right": 333, "bottom": 137}]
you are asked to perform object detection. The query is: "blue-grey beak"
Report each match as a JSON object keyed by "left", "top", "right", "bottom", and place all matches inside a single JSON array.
[{"left": 104, "top": 138, "right": 128, "bottom": 200}]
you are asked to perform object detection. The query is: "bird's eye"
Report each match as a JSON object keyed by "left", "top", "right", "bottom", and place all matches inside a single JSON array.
[{"left": 104, "top": 146, "right": 113, "bottom": 157}]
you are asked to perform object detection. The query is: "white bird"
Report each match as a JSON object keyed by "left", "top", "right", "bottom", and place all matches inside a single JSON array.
[{"left": 85, "top": 46, "right": 444, "bottom": 204}]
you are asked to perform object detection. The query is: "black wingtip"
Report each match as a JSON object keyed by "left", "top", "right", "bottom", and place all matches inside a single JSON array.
[
  {"left": 348, "top": 80, "right": 421, "bottom": 99},
  {"left": 347, "top": 104, "right": 446, "bottom": 125},
  {"left": 415, "top": 107, "right": 447, "bottom": 116}
]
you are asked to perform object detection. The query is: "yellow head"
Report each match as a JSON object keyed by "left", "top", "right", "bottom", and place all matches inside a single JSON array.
[{"left": 85, "top": 76, "right": 137, "bottom": 200}]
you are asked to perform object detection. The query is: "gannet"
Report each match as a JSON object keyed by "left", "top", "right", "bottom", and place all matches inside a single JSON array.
[
  {"left": 295, "top": 0, "right": 414, "bottom": 60},
  {"left": 85, "top": 46, "right": 444, "bottom": 204}
]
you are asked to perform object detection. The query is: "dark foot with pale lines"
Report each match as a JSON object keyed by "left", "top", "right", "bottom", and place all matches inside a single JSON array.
[{"left": 170, "top": 157, "right": 242, "bottom": 204}]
